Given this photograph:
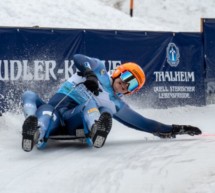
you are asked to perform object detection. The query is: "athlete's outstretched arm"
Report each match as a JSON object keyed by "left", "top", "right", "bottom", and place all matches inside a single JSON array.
[{"left": 113, "top": 104, "right": 173, "bottom": 134}]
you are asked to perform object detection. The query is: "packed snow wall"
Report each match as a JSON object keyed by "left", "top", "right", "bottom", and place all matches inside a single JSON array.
[{"left": 1, "top": 23, "right": 214, "bottom": 112}]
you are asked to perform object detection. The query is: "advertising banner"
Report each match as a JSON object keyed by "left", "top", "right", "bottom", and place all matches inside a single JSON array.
[
  {"left": 84, "top": 30, "right": 205, "bottom": 107},
  {"left": 203, "top": 19, "right": 215, "bottom": 101},
  {"left": 0, "top": 28, "right": 206, "bottom": 111},
  {"left": 203, "top": 19, "right": 215, "bottom": 79},
  {"left": 0, "top": 28, "right": 83, "bottom": 111},
  {"left": 149, "top": 32, "right": 205, "bottom": 107}
]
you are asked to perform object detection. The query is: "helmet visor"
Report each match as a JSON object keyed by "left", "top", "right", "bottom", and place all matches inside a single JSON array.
[{"left": 120, "top": 71, "right": 139, "bottom": 92}]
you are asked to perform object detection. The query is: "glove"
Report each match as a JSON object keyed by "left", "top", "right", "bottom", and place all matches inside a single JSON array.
[
  {"left": 154, "top": 125, "right": 202, "bottom": 139},
  {"left": 172, "top": 125, "right": 202, "bottom": 136},
  {"left": 83, "top": 68, "right": 100, "bottom": 96}
]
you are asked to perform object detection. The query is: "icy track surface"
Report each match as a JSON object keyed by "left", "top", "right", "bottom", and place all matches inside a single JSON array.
[{"left": 0, "top": 105, "right": 215, "bottom": 193}]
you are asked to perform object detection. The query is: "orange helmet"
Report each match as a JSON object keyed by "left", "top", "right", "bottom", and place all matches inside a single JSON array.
[{"left": 112, "top": 62, "right": 146, "bottom": 94}]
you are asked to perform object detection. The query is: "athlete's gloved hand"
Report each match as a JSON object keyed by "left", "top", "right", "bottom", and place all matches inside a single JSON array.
[
  {"left": 154, "top": 125, "right": 202, "bottom": 139},
  {"left": 83, "top": 68, "right": 100, "bottom": 96}
]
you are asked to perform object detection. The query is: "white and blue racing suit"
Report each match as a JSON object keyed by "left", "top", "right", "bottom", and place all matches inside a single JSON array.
[{"left": 22, "top": 54, "right": 172, "bottom": 149}]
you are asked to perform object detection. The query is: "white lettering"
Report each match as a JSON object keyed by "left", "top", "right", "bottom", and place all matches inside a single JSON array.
[
  {"left": 154, "top": 86, "right": 169, "bottom": 93},
  {"left": 154, "top": 71, "right": 195, "bottom": 82},
  {"left": 170, "top": 86, "right": 195, "bottom": 92},
  {"left": 104, "top": 60, "right": 121, "bottom": 75},
  {"left": 10, "top": 60, "right": 22, "bottom": 80},
  {"left": 34, "top": 60, "right": 45, "bottom": 80},
  {"left": 154, "top": 86, "right": 196, "bottom": 99},
  {"left": 45, "top": 60, "right": 56, "bottom": 80},
  {"left": 0, "top": 59, "right": 122, "bottom": 81},
  {"left": 64, "top": 60, "right": 74, "bottom": 79},
  {"left": 23, "top": 60, "right": 33, "bottom": 80},
  {"left": 158, "top": 93, "right": 191, "bottom": 99}
]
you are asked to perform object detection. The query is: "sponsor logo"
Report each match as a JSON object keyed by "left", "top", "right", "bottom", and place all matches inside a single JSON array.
[
  {"left": 153, "top": 71, "right": 195, "bottom": 82},
  {"left": 84, "top": 62, "right": 91, "bottom": 69},
  {"left": 166, "top": 43, "right": 180, "bottom": 67},
  {"left": 100, "top": 69, "right": 106, "bottom": 75},
  {"left": 0, "top": 59, "right": 121, "bottom": 81},
  {"left": 87, "top": 108, "right": 99, "bottom": 114}
]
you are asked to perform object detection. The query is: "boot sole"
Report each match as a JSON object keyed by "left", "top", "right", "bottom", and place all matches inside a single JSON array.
[
  {"left": 92, "top": 112, "right": 112, "bottom": 148},
  {"left": 22, "top": 116, "right": 38, "bottom": 152}
]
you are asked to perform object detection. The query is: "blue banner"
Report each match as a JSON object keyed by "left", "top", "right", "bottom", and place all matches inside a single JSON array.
[
  {"left": 0, "top": 28, "right": 83, "bottom": 111},
  {"left": 84, "top": 30, "right": 205, "bottom": 107},
  {"left": 203, "top": 19, "right": 215, "bottom": 99},
  {"left": 0, "top": 27, "right": 206, "bottom": 111},
  {"left": 203, "top": 19, "right": 215, "bottom": 79}
]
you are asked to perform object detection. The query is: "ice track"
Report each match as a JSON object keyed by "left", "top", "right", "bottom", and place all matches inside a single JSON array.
[{"left": 0, "top": 108, "right": 215, "bottom": 193}]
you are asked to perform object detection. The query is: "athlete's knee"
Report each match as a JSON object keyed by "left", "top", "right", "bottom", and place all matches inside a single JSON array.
[
  {"left": 21, "top": 90, "right": 39, "bottom": 104},
  {"left": 37, "top": 105, "right": 62, "bottom": 131},
  {"left": 99, "top": 107, "right": 114, "bottom": 116},
  {"left": 36, "top": 104, "right": 61, "bottom": 124},
  {"left": 22, "top": 91, "right": 40, "bottom": 117}
]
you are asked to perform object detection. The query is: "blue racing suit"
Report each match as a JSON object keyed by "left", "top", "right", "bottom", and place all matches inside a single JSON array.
[{"left": 22, "top": 54, "right": 172, "bottom": 149}]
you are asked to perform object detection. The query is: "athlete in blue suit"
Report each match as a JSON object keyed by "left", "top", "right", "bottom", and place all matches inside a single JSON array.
[{"left": 21, "top": 54, "right": 202, "bottom": 152}]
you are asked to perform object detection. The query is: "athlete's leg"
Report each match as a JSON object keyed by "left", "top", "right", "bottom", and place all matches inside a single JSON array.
[
  {"left": 21, "top": 90, "right": 45, "bottom": 117},
  {"left": 63, "top": 99, "right": 100, "bottom": 136},
  {"left": 114, "top": 105, "right": 201, "bottom": 139},
  {"left": 63, "top": 100, "right": 112, "bottom": 148},
  {"left": 22, "top": 103, "right": 61, "bottom": 151},
  {"left": 22, "top": 91, "right": 47, "bottom": 152},
  {"left": 35, "top": 104, "right": 61, "bottom": 149}
]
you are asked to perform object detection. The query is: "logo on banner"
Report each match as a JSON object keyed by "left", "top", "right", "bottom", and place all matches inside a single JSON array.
[
  {"left": 166, "top": 43, "right": 180, "bottom": 67},
  {"left": 84, "top": 62, "right": 91, "bottom": 69},
  {"left": 100, "top": 69, "right": 106, "bottom": 75}
]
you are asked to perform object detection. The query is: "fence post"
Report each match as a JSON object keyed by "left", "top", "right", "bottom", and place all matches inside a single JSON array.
[{"left": 130, "top": 0, "right": 134, "bottom": 17}]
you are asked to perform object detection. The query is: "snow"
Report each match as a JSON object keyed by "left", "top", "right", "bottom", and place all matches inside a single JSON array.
[
  {"left": 1, "top": 0, "right": 215, "bottom": 31},
  {"left": 0, "top": 1, "right": 215, "bottom": 193}
]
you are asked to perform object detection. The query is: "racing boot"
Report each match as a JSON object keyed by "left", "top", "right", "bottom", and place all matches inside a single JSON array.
[
  {"left": 91, "top": 112, "right": 112, "bottom": 148},
  {"left": 22, "top": 115, "right": 39, "bottom": 152}
]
